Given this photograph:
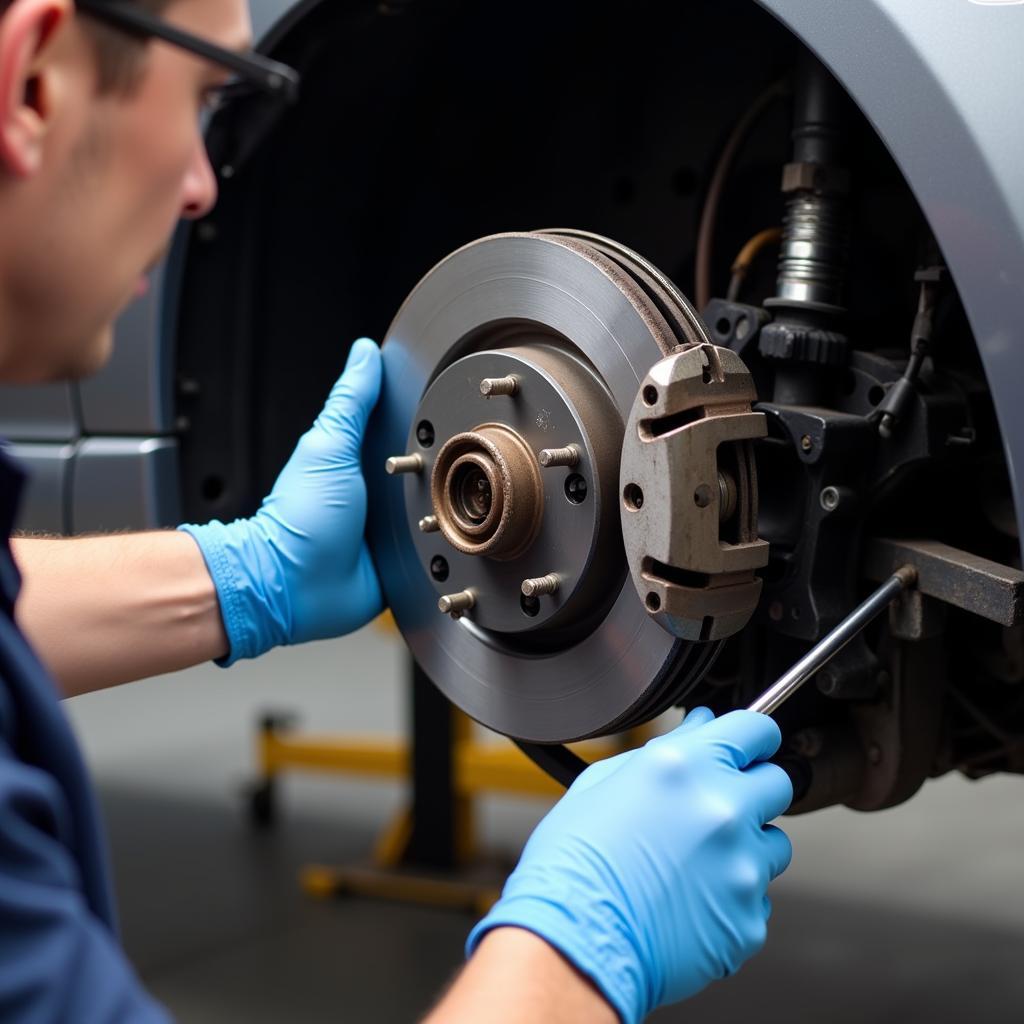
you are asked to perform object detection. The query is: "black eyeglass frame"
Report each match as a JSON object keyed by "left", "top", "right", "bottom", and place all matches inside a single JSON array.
[{"left": 75, "top": 0, "right": 301, "bottom": 103}]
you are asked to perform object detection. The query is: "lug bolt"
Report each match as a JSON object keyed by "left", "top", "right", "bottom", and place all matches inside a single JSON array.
[
  {"left": 480, "top": 375, "right": 519, "bottom": 398},
  {"left": 438, "top": 590, "right": 475, "bottom": 617},
  {"left": 385, "top": 454, "right": 424, "bottom": 475},
  {"left": 538, "top": 445, "right": 580, "bottom": 469},
  {"left": 419, "top": 515, "right": 440, "bottom": 533},
  {"left": 521, "top": 573, "right": 560, "bottom": 598}
]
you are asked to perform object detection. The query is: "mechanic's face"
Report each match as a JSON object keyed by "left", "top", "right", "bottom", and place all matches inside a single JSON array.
[{"left": 0, "top": 0, "right": 251, "bottom": 382}]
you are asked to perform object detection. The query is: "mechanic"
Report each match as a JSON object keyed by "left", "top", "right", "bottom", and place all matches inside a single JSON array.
[{"left": 0, "top": 1, "right": 793, "bottom": 1021}]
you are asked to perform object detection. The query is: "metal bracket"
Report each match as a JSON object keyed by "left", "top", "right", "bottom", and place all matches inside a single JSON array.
[{"left": 865, "top": 538, "right": 1024, "bottom": 628}]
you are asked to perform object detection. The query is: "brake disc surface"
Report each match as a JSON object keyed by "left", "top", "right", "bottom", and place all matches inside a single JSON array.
[{"left": 366, "top": 231, "right": 712, "bottom": 742}]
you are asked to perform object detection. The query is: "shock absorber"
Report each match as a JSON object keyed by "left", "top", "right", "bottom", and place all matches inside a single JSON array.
[{"left": 759, "top": 54, "right": 852, "bottom": 406}]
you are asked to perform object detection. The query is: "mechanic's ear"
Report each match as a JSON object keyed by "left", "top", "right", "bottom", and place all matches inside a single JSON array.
[{"left": 0, "top": 0, "right": 71, "bottom": 178}]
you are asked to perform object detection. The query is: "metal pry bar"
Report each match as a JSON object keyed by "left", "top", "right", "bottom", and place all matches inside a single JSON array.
[{"left": 748, "top": 566, "right": 918, "bottom": 716}]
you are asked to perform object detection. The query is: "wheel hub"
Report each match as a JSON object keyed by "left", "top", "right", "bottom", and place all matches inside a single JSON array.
[{"left": 403, "top": 342, "right": 622, "bottom": 635}]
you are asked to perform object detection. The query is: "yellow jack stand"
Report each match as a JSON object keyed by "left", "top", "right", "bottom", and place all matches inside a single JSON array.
[{"left": 247, "top": 660, "right": 642, "bottom": 915}]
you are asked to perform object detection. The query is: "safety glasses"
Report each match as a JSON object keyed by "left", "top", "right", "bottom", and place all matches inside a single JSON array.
[{"left": 76, "top": 0, "right": 302, "bottom": 179}]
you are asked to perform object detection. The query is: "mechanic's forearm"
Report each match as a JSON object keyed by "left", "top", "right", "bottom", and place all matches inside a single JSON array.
[
  {"left": 424, "top": 928, "right": 618, "bottom": 1024},
  {"left": 12, "top": 533, "right": 228, "bottom": 697}
]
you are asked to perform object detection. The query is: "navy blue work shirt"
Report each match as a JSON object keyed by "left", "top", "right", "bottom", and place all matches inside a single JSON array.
[{"left": 0, "top": 449, "right": 169, "bottom": 1022}]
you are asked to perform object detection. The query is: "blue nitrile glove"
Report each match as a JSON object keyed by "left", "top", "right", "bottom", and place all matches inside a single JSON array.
[
  {"left": 180, "top": 338, "right": 383, "bottom": 665},
  {"left": 467, "top": 709, "right": 793, "bottom": 1024}
]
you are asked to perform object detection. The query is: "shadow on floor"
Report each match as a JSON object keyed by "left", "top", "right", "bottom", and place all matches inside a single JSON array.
[{"left": 99, "top": 784, "right": 1024, "bottom": 1024}]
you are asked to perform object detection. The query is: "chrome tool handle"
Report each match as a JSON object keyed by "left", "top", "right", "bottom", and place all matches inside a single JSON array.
[{"left": 748, "top": 566, "right": 918, "bottom": 716}]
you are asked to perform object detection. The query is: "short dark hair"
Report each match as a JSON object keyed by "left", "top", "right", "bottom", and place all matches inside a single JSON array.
[{"left": 0, "top": 0, "right": 174, "bottom": 94}]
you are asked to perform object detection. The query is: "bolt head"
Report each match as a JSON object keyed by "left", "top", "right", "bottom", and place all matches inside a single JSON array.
[{"left": 790, "top": 727, "right": 825, "bottom": 759}]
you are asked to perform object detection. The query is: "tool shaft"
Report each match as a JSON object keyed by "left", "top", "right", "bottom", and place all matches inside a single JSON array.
[{"left": 747, "top": 566, "right": 917, "bottom": 716}]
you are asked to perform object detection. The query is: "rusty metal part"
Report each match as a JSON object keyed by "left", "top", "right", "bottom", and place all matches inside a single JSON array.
[
  {"left": 430, "top": 424, "right": 543, "bottom": 561},
  {"left": 538, "top": 445, "right": 580, "bottom": 469},
  {"left": 521, "top": 574, "right": 560, "bottom": 598},
  {"left": 385, "top": 454, "right": 424, "bottom": 475},
  {"left": 848, "top": 636, "right": 947, "bottom": 811},
  {"left": 886, "top": 588, "right": 947, "bottom": 642},
  {"left": 545, "top": 228, "right": 712, "bottom": 349},
  {"left": 785, "top": 728, "right": 865, "bottom": 815},
  {"left": 408, "top": 343, "right": 621, "bottom": 636},
  {"left": 480, "top": 375, "right": 519, "bottom": 398},
  {"left": 621, "top": 343, "right": 769, "bottom": 642},
  {"left": 866, "top": 537, "right": 1024, "bottom": 627}
]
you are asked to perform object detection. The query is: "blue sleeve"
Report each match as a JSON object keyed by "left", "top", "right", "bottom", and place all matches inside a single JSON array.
[{"left": 0, "top": 738, "right": 171, "bottom": 1023}]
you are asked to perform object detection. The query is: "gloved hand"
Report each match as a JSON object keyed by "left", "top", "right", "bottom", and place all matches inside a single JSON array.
[
  {"left": 467, "top": 709, "right": 793, "bottom": 1024},
  {"left": 180, "top": 338, "right": 383, "bottom": 664}
]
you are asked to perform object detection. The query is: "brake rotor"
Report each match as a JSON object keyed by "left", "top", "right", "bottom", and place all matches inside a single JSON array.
[{"left": 366, "top": 231, "right": 726, "bottom": 742}]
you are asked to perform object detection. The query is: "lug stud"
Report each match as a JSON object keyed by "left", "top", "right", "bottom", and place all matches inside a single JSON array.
[
  {"left": 385, "top": 454, "right": 424, "bottom": 475},
  {"left": 479, "top": 375, "right": 519, "bottom": 398},
  {"left": 438, "top": 590, "right": 476, "bottom": 617},
  {"left": 521, "top": 573, "right": 560, "bottom": 598},
  {"left": 419, "top": 515, "right": 440, "bottom": 533},
  {"left": 538, "top": 445, "right": 580, "bottom": 469}
]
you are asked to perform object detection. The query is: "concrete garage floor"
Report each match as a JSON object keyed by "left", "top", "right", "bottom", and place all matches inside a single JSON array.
[{"left": 65, "top": 626, "right": 1024, "bottom": 1023}]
